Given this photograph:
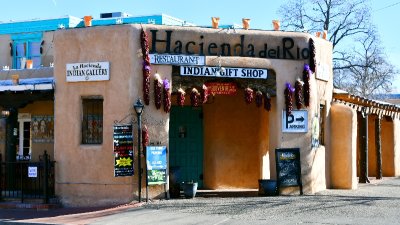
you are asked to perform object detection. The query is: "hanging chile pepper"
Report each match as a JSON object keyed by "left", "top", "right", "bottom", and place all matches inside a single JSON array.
[
  {"left": 295, "top": 79, "right": 304, "bottom": 109},
  {"left": 163, "top": 79, "right": 171, "bottom": 113},
  {"left": 177, "top": 88, "right": 186, "bottom": 106},
  {"left": 140, "top": 29, "right": 151, "bottom": 105},
  {"left": 190, "top": 88, "right": 200, "bottom": 107},
  {"left": 303, "top": 64, "right": 311, "bottom": 107},
  {"left": 244, "top": 87, "right": 254, "bottom": 104},
  {"left": 264, "top": 93, "right": 271, "bottom": 111},
  {"left": 284, "top": 82, "right": 295, "bottom": 116},
  {"left": 255, "top": 90, "right": 263, "bottom": 107},
  {"left": 153, "top": 73, "right": 162, "bottom": 110},
  {"left": 142, "top": 125, "right": 149, "bottom": 151},
  {"left": 201, "top": 84, "right": 209, "bottom": 104}
]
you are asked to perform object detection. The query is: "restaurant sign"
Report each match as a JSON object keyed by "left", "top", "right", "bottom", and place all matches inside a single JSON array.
[
  {"left": 66, "top": 61, "right": 110, "bottom": 82},
  {"left": 180, "top": 66, "right": 268, "bottom": 79},
  {"left": 205, "top": 82, "right": 237, "bottom": 95},
  {"left": 150, "top": 54, "right": 205, "bottom": 66}
]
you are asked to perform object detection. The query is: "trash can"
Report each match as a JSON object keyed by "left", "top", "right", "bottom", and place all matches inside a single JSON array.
[
  {"left": 169, "top": 166, "right": 181, "bottom": 198},
  {"left": 258, "top": 179, "right": 278, "bottom": 196}
]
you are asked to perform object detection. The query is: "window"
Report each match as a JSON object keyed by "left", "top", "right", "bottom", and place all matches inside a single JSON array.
[
  {"left": 82, "top": 97, "right": 103, "bottom": 144},
  {"left": 12, "top": 33, "right": 42, "bottom": 69},
  {"left": 319, "top": 104, "right": 325, "bottom": 145},
  {"left": 16, "top": 113, "right": 32, "bottom": 161}
]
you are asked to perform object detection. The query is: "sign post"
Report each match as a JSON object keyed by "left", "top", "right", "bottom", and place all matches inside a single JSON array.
[
  {"left": 146, "top": 146, "right": 167, "bottom": 185},
  {"left": 282, "top": 110, "right": 308, "bottom": 133}
]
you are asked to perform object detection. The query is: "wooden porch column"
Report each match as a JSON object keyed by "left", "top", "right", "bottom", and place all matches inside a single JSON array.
[{"left": 359, "top": 108, "right": 370, "bottom": 183}]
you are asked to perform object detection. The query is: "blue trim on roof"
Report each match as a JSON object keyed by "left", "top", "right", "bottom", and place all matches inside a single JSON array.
[
  {"left": 0, "top": 77, "right": 54, "bottom": 86},
  {"left": 0, "top": 16, "right": 81, "bottom": 35}
]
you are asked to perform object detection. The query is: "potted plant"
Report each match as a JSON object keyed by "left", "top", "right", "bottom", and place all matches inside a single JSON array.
[{"left": 182, "top": 181, "right": 198, "bottom": 198}]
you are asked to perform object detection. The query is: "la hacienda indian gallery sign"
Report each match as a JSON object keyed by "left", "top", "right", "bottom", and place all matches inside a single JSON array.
[{"left": 66, "top": 62, "right": 110, "bottom": 82}]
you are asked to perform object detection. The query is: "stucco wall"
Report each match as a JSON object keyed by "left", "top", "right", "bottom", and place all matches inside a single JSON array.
[
  {"left": 382, "top": 117, "right": 395, "bottom": 176},
  {"left": 53, "top": 23, "right": 334, "bottom": 206},
  {"left": 54, "top": 25, "right": 173, "bottom": 207},
  {"left": 394, "top": 118, "right": 400, "bottom": 176},
  {"left": 203, "top": 92, "right": 268, "bottom": 189},
  {"left": 42, "top": 32, "right": 55, "bottom": 67},
  {"left": 0, "top": 35, "right": 11, "bottom": 68},
  {"left": 330, "top": 103, "right": 357, "bottom": 189}
]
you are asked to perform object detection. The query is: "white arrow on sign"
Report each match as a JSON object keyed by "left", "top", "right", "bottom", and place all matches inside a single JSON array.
[{"left": 282, "top": 110, "right": 308, "bottom": 133}]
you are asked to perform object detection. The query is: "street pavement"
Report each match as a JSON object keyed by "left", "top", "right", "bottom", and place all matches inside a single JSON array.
[{"left": 1, "top": 177, "right": 400, "bottom": 225}]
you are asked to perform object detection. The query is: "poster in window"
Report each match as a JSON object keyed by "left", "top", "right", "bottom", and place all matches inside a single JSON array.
[
  {"left": 113, "top": 124, "right": 134, "bottom": 177},
  {"left": 32, "top": 115, "right": 54, "bottom": 143},
  {"left": 146, "top": 146, "right": 167, "bottom": 185}
]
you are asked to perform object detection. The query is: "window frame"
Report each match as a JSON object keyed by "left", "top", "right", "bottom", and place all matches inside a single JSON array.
[
  {"left": 11, "top": 33, "right": 42, "bottom": 69},
  {"left": 81, "top": 96, "right": 104, "bottom": 145}
]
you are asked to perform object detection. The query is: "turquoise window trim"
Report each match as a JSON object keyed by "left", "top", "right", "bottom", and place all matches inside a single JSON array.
[{"left": 12, "top": 32, "right": 43, "bottom": 69}]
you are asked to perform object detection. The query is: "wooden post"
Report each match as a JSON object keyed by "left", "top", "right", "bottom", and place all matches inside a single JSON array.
[
  {"left": 359, "top": 108, "right": 370, "bottom": 183},
  {"left": 375, "top": 116, "right": 382, "bottom": 179}
]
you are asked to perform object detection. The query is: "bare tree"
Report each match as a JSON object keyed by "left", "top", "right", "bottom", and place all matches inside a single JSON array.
[
  {"left": 278, "top": 0, "right": 371, "bottom": 49},
  {"left": 334, "top": 29, "right": 396, "bottom": 98},
  {"left": 278, "top": 0, "right": 398, "bottom": 96}
]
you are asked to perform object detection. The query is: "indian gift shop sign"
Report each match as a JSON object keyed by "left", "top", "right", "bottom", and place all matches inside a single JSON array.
[
  {"left": 205, "top": 82, "right": 237, "bottom": 95},
  {"left": 146, "top": 146, "right": 167, "bottom": 185},
  {"left": 66, "top": 62, "right": 110, "bottom": 82},
  {"left": 150, "top": 53, "right": 205, "bottom": 66},
  {"left": 113, "top": 124, "right": 134, "bottom": 177},
  {"left": 180, "top": 66, "right": 268, "bottom": 79}
]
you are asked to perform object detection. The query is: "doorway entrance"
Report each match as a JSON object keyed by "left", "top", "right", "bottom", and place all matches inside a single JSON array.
[{"left": 169, "top": 106, "right": 204, "bottom": 188}]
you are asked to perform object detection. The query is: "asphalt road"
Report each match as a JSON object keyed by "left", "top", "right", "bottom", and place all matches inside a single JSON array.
[{"left": 1, "top": 177, "right": 400, "bottom": 225}]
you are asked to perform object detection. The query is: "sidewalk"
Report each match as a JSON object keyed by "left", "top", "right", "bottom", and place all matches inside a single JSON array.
[
  {"left": 1, "top": 177, "right": 399, "bottom": 225},
  {"left": 0, "top": 202, "right": 144, "bottom": 224}
]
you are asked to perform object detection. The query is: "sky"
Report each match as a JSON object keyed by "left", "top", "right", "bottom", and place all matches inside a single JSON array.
[{"left": 1, "top": 0, "right": 399, "bottom": 92}]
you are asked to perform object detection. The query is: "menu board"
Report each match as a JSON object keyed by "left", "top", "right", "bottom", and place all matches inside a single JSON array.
[
  {"left": 146, "top": 146, "right": 167, "bottom": 185},
  {"left": 275, "top": 148, "right": 303, "bottom": 194},
  {"left": 113, "top": 124, "right": 134, "bottom": 177}
]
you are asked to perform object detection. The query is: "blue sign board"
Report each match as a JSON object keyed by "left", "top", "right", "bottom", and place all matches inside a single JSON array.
[{"left": 146, "top": 146, "right": 167, "bottom": 185}]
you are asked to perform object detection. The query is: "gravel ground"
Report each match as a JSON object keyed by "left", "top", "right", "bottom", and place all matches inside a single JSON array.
[
  {"left": 140, "top": 177, "right": 400, "bottom": 225},
  {"left": 2, "top": 177, "right": 400, "bottom": 225}
]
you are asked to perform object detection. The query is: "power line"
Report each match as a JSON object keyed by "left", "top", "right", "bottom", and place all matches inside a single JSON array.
[{"left": 374, "top": 1, "right": 400, "bottom": 12}]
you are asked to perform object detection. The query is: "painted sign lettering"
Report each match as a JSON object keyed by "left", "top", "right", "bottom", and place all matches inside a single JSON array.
[
  {"left": 150, "top": 30, "right": 310, "bottom": 60},
  {"left": 180, "top": 66, "right": 268, "bottom": 79},
  {"left": 150, "top": 54, "right": 205, "bottom": 66},
  {"left": 282, "top": 110, "right": 308, "bottom": 133},
  {"left": 66, "top": 62, "right": 110, "bottom": 82}
]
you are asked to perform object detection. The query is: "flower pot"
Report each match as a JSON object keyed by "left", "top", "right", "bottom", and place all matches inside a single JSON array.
[
  {"left": 26, "top": 59, "right": 33, "bottom": 69},
  {"left": 258, "top": 179, "right": 278, "bottom": 196},
  {"left": 183, "top": 182, "right": 198, "bottom": 198},
  {"left": 211, "top": 17, "right": 220, "bottom": 29},
  {"left": 84, "top": 16, "right": 93, "bottom": 27},
  {"left": 272, "top": 20, "right": 280, "bottom": 31},
  {"left": 242, "top": 18, "right": 250, "bottom": 30}
]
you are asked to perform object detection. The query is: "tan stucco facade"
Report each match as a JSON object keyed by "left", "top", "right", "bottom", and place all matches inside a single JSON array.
[
  {"left": 330, "top": 103, "right": 357, "bottom": 189},
  {"left": 51, "top": 24, "right": 335, "bottom": 206}
]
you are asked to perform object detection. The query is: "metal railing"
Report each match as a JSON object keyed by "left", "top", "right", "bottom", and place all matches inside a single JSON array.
[{"left": 0, "top": 151, "right": 55, "bottom": 203}]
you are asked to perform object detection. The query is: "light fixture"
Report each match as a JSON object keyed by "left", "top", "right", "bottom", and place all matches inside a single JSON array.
[
  {"left": 1, "top": 110, "right": 10, "bottom": 118},
  {"left": 134, "top": 99, "right": 144, "bottom": 115}
]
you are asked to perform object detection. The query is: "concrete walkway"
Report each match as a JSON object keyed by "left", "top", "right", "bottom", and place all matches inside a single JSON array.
[{"left": 1, "top": 177, "right": 400, "bottom": 224}]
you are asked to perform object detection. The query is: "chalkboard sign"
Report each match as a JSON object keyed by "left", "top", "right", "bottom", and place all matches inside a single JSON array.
[
  {"left": 275, "top": 148, "right": 303, "bottom": 195},
  {"left": 113, "top": 124, "right": 134, "bottom": 177},
  {"left": 146, "top": 146, "right": 167, "bottom": 185}
]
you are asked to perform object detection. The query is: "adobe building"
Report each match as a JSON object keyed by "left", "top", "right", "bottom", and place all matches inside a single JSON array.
[{"left": 0, "top": 14, "right": 399, "bottom": 207}]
